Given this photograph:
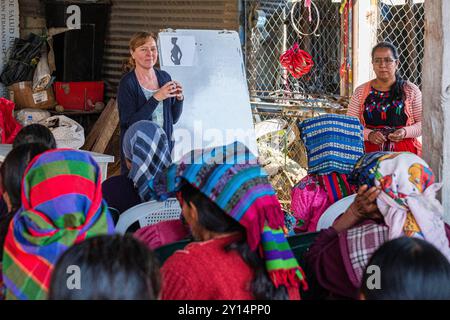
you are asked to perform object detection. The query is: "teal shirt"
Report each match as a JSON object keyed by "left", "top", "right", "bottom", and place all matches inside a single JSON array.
[{"left": 140, "top": 85, "right": 164, "bottom": 128}]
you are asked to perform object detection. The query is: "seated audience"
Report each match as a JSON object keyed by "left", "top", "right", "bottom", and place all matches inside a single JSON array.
[
  {"left": 291, "top": 114, "right": 364, "bottom": 232},
  {"left": 151, "top": 141, "right": 307, "bottom": 300},
  {"left": 2, "top": 149, "right": 114, "bottom": 300},
  {"left": 102, "top": 120, "right": 171, "bottom": 229},
  {"left": 360, "top": 237, "right": 450, "bottom": 300},
  {"left": 12, "top": 123, "right": 57, "bottom": 149},
  {"left": 304, "top": 152, "right": 450, "bottom": 299},
  {"left": 49, "top": 234, "right": 161, "bottom": 300}
]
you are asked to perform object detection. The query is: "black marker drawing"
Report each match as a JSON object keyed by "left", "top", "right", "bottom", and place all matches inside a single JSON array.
[{"left": 170, "top": 37, "right": 183, "bottom": 65}]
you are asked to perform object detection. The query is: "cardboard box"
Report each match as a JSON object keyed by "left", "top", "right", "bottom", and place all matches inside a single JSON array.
[{"left": 7, "top": 81, "right": 56, "bottom": 109}]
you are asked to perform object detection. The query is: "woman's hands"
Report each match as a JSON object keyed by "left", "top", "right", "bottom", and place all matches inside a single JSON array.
[
  {"left": 351, "top": 185, "right": 382, "bottom": 220},
  {"left": 332, "top": 185, "right": 383, "bottom": 233},
  {"left": 153, "top": 81, "right": 184, "bottom": 102},
  {"left": 173, "top": 80, "right": 184, "bottom": 101},
  {"left": 368, "top": 131, "right": 386, "bottom": 145},
  {"left": 368, "top": 128, "right": 406, "bottom": 144},
  {"left": 388, "top": 128, "right": 406, "bottom": 142}
]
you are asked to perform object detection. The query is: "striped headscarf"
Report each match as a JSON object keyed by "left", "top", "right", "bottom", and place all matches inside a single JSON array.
[
  {"left": 150, "top": 141, "right": 307, "bottom": 290},
  {"left": 299, "top": 114, "right": 364, "bottom": 175},
  {"left": 123, "top": 120, "right": 172, "bottom": 201},
  {"left": 2, "top": 149, "right": 114, "bottom": 300},
  {"left": 348, "top": 151, "right": 392, "bottom": 188}
]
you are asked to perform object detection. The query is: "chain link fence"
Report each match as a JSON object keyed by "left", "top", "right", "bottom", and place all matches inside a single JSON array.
[
  {"left": 244, "top": 0, "right": 343, "bottom": 99},
  {"left": 376, "top": 0, "right": 425, "bottom": 88},
  {"left": 244, "top": 0, "right": 349, "bottom": 212}
]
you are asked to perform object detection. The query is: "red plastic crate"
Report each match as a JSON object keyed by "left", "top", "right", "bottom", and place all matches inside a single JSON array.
[{"left": 54, "top": 81, "right": 104, "bottom": 111}]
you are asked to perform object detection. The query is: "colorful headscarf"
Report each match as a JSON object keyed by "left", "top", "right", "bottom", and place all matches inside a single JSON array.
[
  {"left": 299, "top": 114, "right": 364, "bottom": 175},
  {"left": 123, "top": 120, "right": 172, "bottom": 201},
  {"left": 374, "top": 153, "right": 450, "bottom": 260},
  {"left": 150, "top": 141, "right": 307, "bottom": 290},
  {"left": 348, "top": 151, "right": 391, "bottom": 188},
  {"left": 343, "top": 152, "right": 450, "bottom": 285},
  {"left": 2, "top": 149, "right": 114, "bottom": 300}
]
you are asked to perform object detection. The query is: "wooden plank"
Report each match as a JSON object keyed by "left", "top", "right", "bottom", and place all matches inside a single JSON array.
[
  {"left": 422, "top": 0, "right": 450, "bottom": 222},
  {"left": 91, "top": 100, "right": 120, "bottom": 154},
  {"left": 83, "top": 98, "right": 116, "bottom": 151}
]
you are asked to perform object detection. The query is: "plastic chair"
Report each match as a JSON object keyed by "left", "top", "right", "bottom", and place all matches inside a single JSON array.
[
  {"left": 316, "top": 194, "right": 356, "bottom": 231},
  {"left": 115, "top": 198, "right": 182, "bottom": 234}
]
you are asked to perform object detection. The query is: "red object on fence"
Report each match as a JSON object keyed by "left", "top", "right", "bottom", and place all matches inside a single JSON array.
[
  {"left": 0, "top": 98, "right": 22, "bottom": 144},
  {"left": 279, "top": 43, "right": 314, "bottom": 79},
  {"left": 54, "top": 81, "right": 104, "bottom": 111}
]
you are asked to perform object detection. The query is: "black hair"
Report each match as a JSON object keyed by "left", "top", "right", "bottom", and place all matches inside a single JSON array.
[
  {"left": 179, "top": 181, "right": 289, "bottom": 300},
  {"left": 361, "top": 237, "right": 450, "bottom": 300},
  {"left": 48, "top": 234, "right": 161, "bottom": 300},
  {"left": 13, "top": 123, "right": 57, "bottom": 149},
  {"left": 0, "top": 143, "right": 49, "bottom": 257},
  {"left": 371, "top": 41, "right": 405, "bottom": 101}
]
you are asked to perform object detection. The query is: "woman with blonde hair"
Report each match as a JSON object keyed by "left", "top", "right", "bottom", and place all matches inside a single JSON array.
[{"left": 117, "top": 32, "right": 184, "bottom": 174}]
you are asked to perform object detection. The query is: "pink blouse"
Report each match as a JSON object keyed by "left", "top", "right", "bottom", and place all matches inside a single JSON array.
[{"left": 291, "top": 175, "right": 332, "bottom": 233}]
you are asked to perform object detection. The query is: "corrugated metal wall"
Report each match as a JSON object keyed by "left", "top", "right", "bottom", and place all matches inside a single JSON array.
[{"left": 102, "top": 0, "right": 240, "bottom": 98}]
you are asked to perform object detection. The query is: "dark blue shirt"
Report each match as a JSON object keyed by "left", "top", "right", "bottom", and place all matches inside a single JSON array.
[{"left": 117, "top": 68, "right": 183, "bottom": 174}]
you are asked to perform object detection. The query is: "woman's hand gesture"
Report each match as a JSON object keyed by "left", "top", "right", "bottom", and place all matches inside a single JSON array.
[
  {"left": 388, "top": 128, "right": 406, "bottom": 142},
  {"left": 368, "top": 131, "right": 387, "bottom": 145},
  {"left": 153, "top": 81, "right": 178, "bottom": 101},
  {"left": 332, "top": 185, "right": 382, "bottom": 232},
  {"left": 173, "top": 80, "right": 184, "bottom": 101}
]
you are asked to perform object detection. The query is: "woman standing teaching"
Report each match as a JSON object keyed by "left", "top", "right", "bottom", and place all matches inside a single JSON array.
[
  {"left": 347, "top": 42, "right": 422, "bottom": 155},
  {"left": 118, "top": 32, "right": 183, "bottom": 174}
]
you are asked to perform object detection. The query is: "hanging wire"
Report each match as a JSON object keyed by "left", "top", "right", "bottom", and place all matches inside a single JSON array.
[{"left": 290, "top": 0, "right": 321, "bottom": 37}]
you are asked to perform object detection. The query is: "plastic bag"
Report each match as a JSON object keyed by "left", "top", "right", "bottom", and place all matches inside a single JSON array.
[
  {"left": 0, "top": 97, "right": 22, "bottom": 144},
  {"left": 39, "top": 115, "right": 85, "bottom": 149},
  {"left": 15, "top": 108, "right": 51, "bottom": 126},
  {"left": 32, "top": 46, "right": 51, "bottom": 92}
]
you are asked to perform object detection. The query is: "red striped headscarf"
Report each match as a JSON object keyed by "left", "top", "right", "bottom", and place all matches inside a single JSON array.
[{"left": 2, "top": 149, "right": 114, "bottom": 300}]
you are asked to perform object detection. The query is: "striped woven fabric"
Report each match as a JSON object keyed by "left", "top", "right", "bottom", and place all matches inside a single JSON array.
[
  {"left": 317, "top": 173, "right": 354, "bottom": 203},
  {"left": 2, "top": 149, "right": 114, "bottom": 300},
  {"left": 150, "top": 141, "right": 307, "bottom": 290},
  {"left": 348, "top": 151, "right": 392, "bottom": 188},
  {"left": 299, "top": 114, "right": 364, "bottom": 175}
]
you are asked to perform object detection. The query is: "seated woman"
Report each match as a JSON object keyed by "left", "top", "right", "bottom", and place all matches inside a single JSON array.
[
  {"left": 49, "top": 234, "right": 161, "bottom": 300},
  {"left": 0, "top": 143, "right": 49, "bottom": 300},
  {"left": 304, "top": 152, "right": 450, "bottom": 299},
  {"left": 102, "top": 120, "right": 172, "bottom": 228},
  {"left": 291, "top": 114, "right": 364, "bottom": 232},
  {"left": 360, "top": 237, "right": 450, "bottom": 300},
  {"left": 151, "top": 141, "right": 307, "bottom": 300},
  {"left": 2, "top": 149, "right": 114, "bottom": 300}
]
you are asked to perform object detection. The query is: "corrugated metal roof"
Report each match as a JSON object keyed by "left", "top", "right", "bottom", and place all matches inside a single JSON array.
[{"left": 102, "top": 0, "right": 240, "bottom": 98}]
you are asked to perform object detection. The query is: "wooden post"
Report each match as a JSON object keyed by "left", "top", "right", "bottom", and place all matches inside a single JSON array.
[
  {"left": 422, "top": 0, "right": 450, "bottom": 223},
  {"left": 353, "top": 0, "right": 378, "bottom": 88}
]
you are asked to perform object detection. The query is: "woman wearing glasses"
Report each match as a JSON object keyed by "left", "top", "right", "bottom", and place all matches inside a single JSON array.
[{"left": 347, "top": 42, "right": 422, "bottom": 155}]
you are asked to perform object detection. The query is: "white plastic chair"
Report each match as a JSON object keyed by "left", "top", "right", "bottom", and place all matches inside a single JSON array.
[
  {"left": 316, "top": 194, "right": 357, "bottom": 231},
  {"left": 115, "top": 198, "right": 182, "bottom": 234}
]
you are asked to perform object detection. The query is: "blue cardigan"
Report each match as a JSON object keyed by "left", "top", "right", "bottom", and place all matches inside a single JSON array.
[{"left": 117, "top": 68, "right": 183, "bottom": 174}]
